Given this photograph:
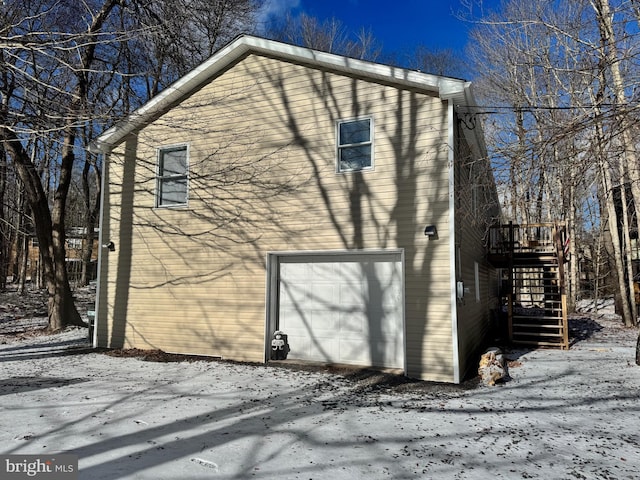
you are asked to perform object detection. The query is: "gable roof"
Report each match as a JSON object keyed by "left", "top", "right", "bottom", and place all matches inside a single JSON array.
[{"left": 92, "top": 35, "right": 482, "bottom": 154}]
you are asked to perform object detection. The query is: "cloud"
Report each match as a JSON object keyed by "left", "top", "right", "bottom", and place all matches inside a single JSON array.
[{"left": 257, "top": 0, "right": 301, "bottom": 23}]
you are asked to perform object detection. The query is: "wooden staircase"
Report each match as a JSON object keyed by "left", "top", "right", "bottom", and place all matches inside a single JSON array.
[{"left": 489, "top": 222, "right": 569, "bottom": 349}]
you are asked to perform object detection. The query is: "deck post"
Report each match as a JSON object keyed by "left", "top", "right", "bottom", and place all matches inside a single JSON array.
[{"left": 507, "top": 221, "right": 514, "bottom": 343}]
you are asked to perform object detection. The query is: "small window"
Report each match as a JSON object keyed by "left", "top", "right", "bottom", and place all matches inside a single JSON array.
[
  {"left": 337, "top": 117, "right": 373, "bottom": 172},
  {"left": 157, "top": 145, "right": 188, "bottom": 207}
]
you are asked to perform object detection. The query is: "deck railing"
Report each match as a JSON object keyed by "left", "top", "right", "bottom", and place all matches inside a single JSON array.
[{"left": 489, "top": 222, "right": 565, "bottom": 256}]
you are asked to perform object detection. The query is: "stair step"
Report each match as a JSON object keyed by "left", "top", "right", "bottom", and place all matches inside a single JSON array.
[
  {"left": 513, "top": 333, "right": 564, "bottom": 339},
  {"left": 514, "top": 300, "right": 563, "bottom": 303},
  {"left": 512, "top": 339, "right": 568, "bottom": 349},
  {"left": 513, "top": 330, "right": 565, "bottom": 337},
  {"left": 513, "top": 323, "right": 562, "bottom": 330}
]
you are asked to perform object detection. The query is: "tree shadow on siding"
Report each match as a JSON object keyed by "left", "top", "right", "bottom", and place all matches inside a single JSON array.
[
  {"left": 101, "top": 87, "right": 314, "bottom": 352},
  {"left": 253, "top": 59, "right": 451, "bottom": 377},
  {"left": 103, "top": 54, "right": 462, "bottom": 378}
]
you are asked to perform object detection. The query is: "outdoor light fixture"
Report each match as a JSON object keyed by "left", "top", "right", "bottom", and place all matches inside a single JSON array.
[
  {"left": 424, "top": 225, "right": 438, "bottom": 238},
  {"left": 103, "top": 241, "right": 115, "bottom": 252}
]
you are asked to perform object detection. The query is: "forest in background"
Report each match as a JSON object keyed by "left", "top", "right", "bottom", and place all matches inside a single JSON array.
[{"left": 1, "top": 0, "right": 639, "bottom": 334}]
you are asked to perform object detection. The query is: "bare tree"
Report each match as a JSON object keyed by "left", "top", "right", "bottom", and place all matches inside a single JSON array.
[
  {"left": 0, "top": 0, "right": 260, "bottom": 330},
  {"left": 0, "top": 148, "right": 7, "bottom": 290},
  {"left": 266, "top": 12, "right": 382, "bottom": 61},
  {"left": 467, "top": 0, "right": 640, "bottom": 328},
  {"left": 588, "top": 0, "right": 639, "bottom": 326},
  {"left": 407, "top": 45, "right": 468, "bottom": 78}
]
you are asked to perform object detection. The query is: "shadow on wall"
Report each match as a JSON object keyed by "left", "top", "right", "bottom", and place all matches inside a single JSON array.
[
  {"left": 101, "top": 55, "right": 454, "bottom": 376},
  {"left": 257, "top": 61, "right": 450, "bottom": 377},
  {"left": 108, "top": 136, "right": 137, "bottom": 349}
]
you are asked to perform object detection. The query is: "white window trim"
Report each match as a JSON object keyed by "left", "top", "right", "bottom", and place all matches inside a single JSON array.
[
  {"left": 156, "top": 143, "right": 189, "bottom": 208},
  {"left": 336, "top": 116, "right": 374, "bottom": 173}
]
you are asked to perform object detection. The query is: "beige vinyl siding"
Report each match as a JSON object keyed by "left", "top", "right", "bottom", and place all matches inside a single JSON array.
[
  {"left": 100, "top": 53, "right": 455, "bottom": 381},
  {"left": 453, "top": 119, "right": 500, "bottom": 379}
]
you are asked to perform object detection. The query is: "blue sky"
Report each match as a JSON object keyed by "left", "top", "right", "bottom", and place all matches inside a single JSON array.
[{"left": 257, "top": 0, "right": 500, "bottom": 56}]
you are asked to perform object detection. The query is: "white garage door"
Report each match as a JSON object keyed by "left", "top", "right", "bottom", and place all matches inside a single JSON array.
[{"left": 277, "top": 253, "right": 404, "bottom": 369}]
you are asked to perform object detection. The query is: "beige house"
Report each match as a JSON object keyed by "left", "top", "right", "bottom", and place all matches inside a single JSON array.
[{"left": 92, "top": 35, "right": 500, "bottom": 383}]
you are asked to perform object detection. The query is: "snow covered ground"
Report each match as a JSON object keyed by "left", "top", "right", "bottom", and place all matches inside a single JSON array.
[{"left": 1, "top": 302, "right": 640, "bottom": 479}]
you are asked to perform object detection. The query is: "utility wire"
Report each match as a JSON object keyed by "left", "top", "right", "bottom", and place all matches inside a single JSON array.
[{"left": 459, "top": 103, "right": 637, "bottom": 114}]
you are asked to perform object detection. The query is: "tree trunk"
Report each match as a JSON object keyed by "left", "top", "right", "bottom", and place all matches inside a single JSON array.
[
  {"left": 0, "top": 149, "right": 6, "bottom": 291},
  {"left": 80, "top": 157, "right": 101, "bottom": 286},
  {"left": 18, "top": 234, "right": 28, "bottom": 294},
  {"left": 47, "top": 127, "right": 84, "bottom": 330},
  {"left": 591, "top": 0, "right": 639, "bottom": 326},
  {"left": 568, "top": 177, "right": 578, "bottom": 311},
  {"left": 593, "top": 100, "right": 634, "bottom": 325},
  {"left": 1, "top": 127, "right": 83, "bottom": 330},
  {"left": 618, "top": 181, "right": 637, "bottom": 324}
]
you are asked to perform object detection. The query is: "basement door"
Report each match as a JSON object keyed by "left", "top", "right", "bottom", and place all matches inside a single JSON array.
[{"left": 275, "top": 252, "right": 404, "bottom": 369}]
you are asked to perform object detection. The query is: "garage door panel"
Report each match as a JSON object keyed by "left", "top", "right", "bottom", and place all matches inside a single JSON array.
[
  {"left": 377, "top": 313, "right": 402, "bottom": 334},
  {"left": 281, "top": 308, "right": 340, "bottom": 334},
  {"left": 308, "top": 336, "right": 338, "bottom": 360},
  {"left": 338, "top": 338, "right": 369, "bottom": 363},
  {"left": 310, "top": 309, "right": 340, "bottom": 332},
  {"left": 279, "top": 280, "right": 307, "bottom": 306},
  {"left": 286, "top": 333, "right": 310, "bottom": 356},
  {"left": 339, "top": 311, "right": 366, "bottom": 334},
  {"left": 286, "top": 332, "right": 339, "bottom": 361},
  {"left": 381, "top": 290, "right": 402, "bottom": 308},
  {"left": 339, "top": 339, "right": 400, "bottom": 366},
  {"left": 277, "top": 253, "right": 404, "bottom": 369},
  {"left": 338, "top": 283, "right": 365, "bottom": 306},
  {"left": 308, "top": 284, "right": 338, "bottom": 310}
]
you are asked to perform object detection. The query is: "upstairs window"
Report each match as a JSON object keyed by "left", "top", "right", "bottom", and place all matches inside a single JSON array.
[
  {"left": 337, "top": 117, "right": 373, "bottom": 172},
  {"left": 157, "top": 145, "right": 188, "bottom": 207}
]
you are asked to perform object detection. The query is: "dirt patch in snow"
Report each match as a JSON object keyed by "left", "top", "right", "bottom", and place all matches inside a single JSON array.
[{"left": 100, "top": 346, "right": 481, "bottom": 396}]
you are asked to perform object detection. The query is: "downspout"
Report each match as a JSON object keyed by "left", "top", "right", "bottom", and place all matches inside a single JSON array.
[
  {"left": 448, "top": 99, "right": 461, "bottom": 383},
  {"left": 92, "top": 148, "right": 109, "bottom": 348}
]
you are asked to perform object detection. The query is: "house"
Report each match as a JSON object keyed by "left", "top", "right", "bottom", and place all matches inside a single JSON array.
[
  {"left": 91, "top": 35, "right": 500, "bottom": 383},
  {"left": 64, "top": 227, "right": 100, "bottom": 283},
  {"left": 7, "top": 227, "right": 99, "bottom": 284}
]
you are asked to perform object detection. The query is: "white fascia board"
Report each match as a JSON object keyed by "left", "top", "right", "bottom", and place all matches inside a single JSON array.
[
  {"left": 243, "top": 36, "right": 454, "bottom": 92},
  {"left": 92, "top": 35, "right": 471, "bottom": 153},
  {"left": 439, "top": 79, "right": 472, "bottom": 103},
  {"left": 91, "top": 38, "right": 252, "bottom": 153}
]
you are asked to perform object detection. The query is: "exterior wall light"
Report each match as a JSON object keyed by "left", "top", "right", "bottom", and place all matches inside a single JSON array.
[
  {"left": 102, "top": 241, "right": 115, "bottom": 252},
  {"left": 424, "top": 225, "right": 438, "bottom": 238}
]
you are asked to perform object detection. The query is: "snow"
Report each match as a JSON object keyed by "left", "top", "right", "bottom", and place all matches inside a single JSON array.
[{"left": 1, "top": 306, "right": 640, "bottom": 479}]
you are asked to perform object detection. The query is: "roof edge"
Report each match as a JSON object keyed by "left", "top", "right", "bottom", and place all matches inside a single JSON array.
[{"left": 91, "top": 35, "right": 472, "bottom": 153}]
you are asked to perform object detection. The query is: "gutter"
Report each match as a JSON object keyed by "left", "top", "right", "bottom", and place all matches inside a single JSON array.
[
  {"left": 448, "top": 99, "right": 461, "bottom": 384},
  {"left": 92, "top": 151, "right": 108, "bottom": 348}
]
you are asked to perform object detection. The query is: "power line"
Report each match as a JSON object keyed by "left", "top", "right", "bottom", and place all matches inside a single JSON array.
[{"left": 459, "top": 103, "right": 637, "bottom": 114}]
